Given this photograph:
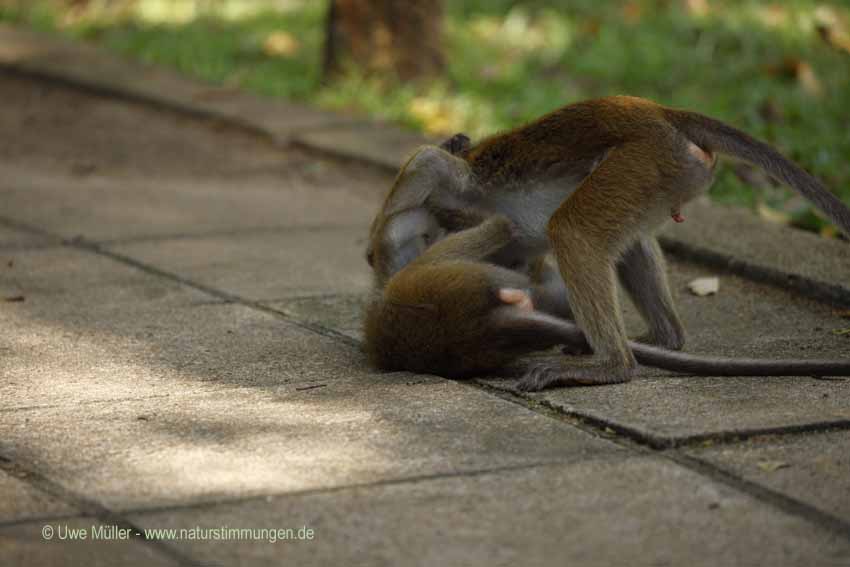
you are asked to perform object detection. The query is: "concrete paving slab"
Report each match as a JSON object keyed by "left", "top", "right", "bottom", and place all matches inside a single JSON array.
[
  {"left": 0, "top": 25, "right": 348, "bottom": 138},
  {"left": 631, "top": 261, "right": 850, "bottom": 359},
  {"left": 0, "top": 163, "right": 378, "bottom": 243},
  {"left": 267, "top": 294, "right": 369, "bottom": 340},
  {"left": 0, "top": 246, "right": 369, "bottom": 409},
  {"left": 0, "top": 377, "right": 622, "bottom": 512},
  {"left": 661, "top": 199, "right": 850, "bottom": 305},
  {"left": 0, "top": 517, "right": 180, "bottom": 567},
  {"left": 0, "top": 72, "right": 384, "bottom": 242},
  {"left": 0, "top": 470, "right": 78, "bottom": 524},
  {"left": 294, "top": 123, "right": 432, "bottom": 171},
  {"left": 188, "top": 87, "right": 363, "bottom": 142},
  {"left": 0, "top": 225, "right": 54, "bottom": 250},
  {"left": 483, "top": 374, "right": 850, "bottom": 446},
  {"left": 130, "top": 456, "right": 850, "bottom": 567},
  {"left": 687, "top": 430, "right": 850, "bottom": 522},
  {"left": 479, "top": 261, "right": 850, "bottom": 446},
  {"left": 109, "top": 227, "right": 374, "bottom": 300}
]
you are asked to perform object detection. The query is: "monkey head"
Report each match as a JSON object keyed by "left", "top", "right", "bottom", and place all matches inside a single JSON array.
[{"left": 366, "top": 145, "right": 474, "bottom": 288}]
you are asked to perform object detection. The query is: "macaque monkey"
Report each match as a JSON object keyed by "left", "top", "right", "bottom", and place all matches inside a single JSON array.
[
  {"left": 366, "top": 96, "right": 850, "bottom": 390},
  {"left": 364, "top": 215, "right": 850, "bottom": 383}
]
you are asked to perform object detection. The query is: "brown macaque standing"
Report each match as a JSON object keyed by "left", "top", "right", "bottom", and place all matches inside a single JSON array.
[{"left": 366, "top": 97, "right": 850, "bottom": 390}]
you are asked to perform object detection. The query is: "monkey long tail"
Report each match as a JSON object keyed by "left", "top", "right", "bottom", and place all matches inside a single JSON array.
[
  {"left": 494, "top": 309, "right": 850, "bottom": 376},
  {"left": 664, "top": 108, "right": 850, "bottom": 237},
  {"left": 630, "top": 341, "right": 850, "bottom": 376}
]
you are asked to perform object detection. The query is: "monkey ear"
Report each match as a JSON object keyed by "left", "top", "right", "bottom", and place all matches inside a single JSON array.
[
  {"left": 383, "top": 175, "right": 434, "bottom": 216},
  {"left": 383, "top": 147, "right": 443, "bottom": 216},
  {"left": 384, "top": 146, "right": 471, "bottom": 216}
]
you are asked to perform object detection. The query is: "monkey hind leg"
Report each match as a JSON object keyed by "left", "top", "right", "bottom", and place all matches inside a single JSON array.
[
  {"left": 618, "top": 237, "right": 685, "bottom": 350},
  {"left": 518, "top": 144, "right": 666, "bottom": 391},
  {"left": 518, "top": 248, "right": 636, "bottom": 391}
]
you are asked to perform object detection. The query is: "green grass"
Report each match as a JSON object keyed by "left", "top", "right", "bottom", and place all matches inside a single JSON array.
[{"left": 2, "top": 0, "right": 849, "bottom": 232}]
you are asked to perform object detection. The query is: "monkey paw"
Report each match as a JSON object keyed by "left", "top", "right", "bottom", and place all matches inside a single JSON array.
[
  {"left": 517, "top": 362, "right": 632, "bottom": 392},
  {"left": 634, "top": 332, "right": 685, "bottom": 352}
]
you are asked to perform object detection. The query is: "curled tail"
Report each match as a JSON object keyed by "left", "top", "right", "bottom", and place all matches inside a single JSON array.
[{"left": 664, "top": 108, "right": 850, "bottom": 237}]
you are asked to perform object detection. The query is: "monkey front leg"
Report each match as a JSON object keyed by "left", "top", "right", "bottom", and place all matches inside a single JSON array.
[{"left": 411, "top": 214, "right": 515, "bottom": 267}]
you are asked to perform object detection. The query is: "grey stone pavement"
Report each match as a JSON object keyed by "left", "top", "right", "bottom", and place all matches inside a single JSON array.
[{"left": 1, "top": 25, "right": 849, "bottom": 567}]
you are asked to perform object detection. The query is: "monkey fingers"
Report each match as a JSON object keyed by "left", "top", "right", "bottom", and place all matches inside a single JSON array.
[{"left": 516, "top": 362, "right": 633, "bottom": 392}]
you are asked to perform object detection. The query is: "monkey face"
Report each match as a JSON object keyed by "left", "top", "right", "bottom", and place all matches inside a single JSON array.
[
  {"left": 367, "top": 207, "right": 446, "bottom": 288},
  {"left": 366, "top": 143, "right": 474, "bottom": 288}
]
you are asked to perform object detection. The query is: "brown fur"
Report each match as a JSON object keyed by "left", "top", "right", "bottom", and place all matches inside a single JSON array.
[
  {"left": 363, "top": 217, "right": 850, "bottom": 383},
  {"left": 364, "top": 216, "right": 548, "bottom": 377},
  {"left": 367, "top": 96, "right": 850, "bottom": 390}
]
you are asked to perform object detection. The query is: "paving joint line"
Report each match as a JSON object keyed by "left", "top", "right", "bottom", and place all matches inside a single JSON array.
[
  {"left": 0, "top": 453, "right": 207, "bottom": 566},
  {"left": 66, "top": 238, "right": 360, "bottom": 348},
  {"left": 0, "top": 216, "right": 60, "bottom": 240},
  {"left": 668, "top": 451, "right": 850, "bottom": 541},
  {"left": 473, "top": 379, "right": 850, "bottom": 450},
  {"left": 5, "top": 212, "right": 848, "bottom": 541},
  {"left": 94, "top": 223, "right": 365, "bottom": 248},
  {"left": 0, "top": 213, "right": 360, "bottom": 348},
  {"left": 659, "top": 236, "right": 850, "bottom": 308},
  {"left": 0, "top": 64, "right": 276, "bottom": 146},
  {"left": 465, "top": 379, "right": 850, "bottom": 542},
  {"left": 0, "top": 394, "right": 173, "bottom": 414},
  {"left": 0, "top": 456, "right": 622, "bottom": 531}
]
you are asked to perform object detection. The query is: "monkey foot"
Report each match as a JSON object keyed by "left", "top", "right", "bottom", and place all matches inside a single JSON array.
[
  {"left": 633, "top": 332, "right": 685, "bottom": 351},
  {"left": 517, "top": 362, "right": 633, "bottom": 392}
]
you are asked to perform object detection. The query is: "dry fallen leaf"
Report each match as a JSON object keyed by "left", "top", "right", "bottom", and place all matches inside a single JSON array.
[
  {"left": 687, "top": 277, "right": 719, "bottom": 297},
  {"left": 263, "top": 31, "right": 300, "bottom": 58},
  {"left": 795, "top": 61, "right": 823, "bottom": 97},
  {"left": 816, "top": 6, "right": 850, "bottom": 55},
  {"left": 756, "top": 460, "right": 790, "bottom": 473},
  {"left": 685, "top": 0, "right": 710, "bottom": 18},
  {"left": 622, "top": 1, "right": 643, "bottom": 24},
  {"left": 766, "top": 57, "right": 824, "bottom": 98},
  {"left": 756, "top": 202, "right": 792, "bottom": 225}
]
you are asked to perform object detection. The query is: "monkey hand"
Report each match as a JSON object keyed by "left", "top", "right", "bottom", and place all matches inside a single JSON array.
[{"left": 517, "top": 361, "right": 633, "bottom": 391}]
